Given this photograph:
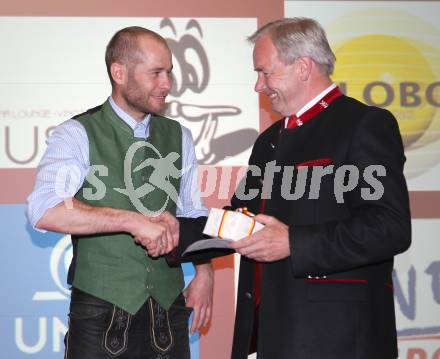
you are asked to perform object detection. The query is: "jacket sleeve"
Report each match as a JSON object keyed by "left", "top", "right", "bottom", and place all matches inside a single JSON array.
[
  {"left": 165, "top": 216, "right": 234, "bottom": 266},
  {"left": 290, "top": 107, "right": 411, "bottom": 276}
]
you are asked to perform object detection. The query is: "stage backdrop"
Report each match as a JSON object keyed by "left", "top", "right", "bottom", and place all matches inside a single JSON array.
[{"left": 0, "top": 0, "right": 439, "bottom": 358}]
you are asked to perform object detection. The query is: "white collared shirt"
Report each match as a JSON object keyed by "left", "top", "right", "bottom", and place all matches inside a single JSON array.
[{"left": 284, "top": 83, "right": 337, "bottom": 128}]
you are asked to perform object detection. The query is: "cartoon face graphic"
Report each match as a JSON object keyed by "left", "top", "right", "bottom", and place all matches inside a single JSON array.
[
  {"left": 161, "top": 18, "right": 210, "bottom": 97},
  {"left": 161, "top": 18, "right": 259, "bottom": 165}
]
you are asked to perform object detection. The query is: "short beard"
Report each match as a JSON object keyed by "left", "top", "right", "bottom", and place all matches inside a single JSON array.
[{"left": 124, "top": 69, "right": 154, "bottom": 115}]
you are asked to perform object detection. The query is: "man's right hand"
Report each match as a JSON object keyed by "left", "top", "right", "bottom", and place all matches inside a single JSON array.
[
  {"left": 35, "top": 199, "right": 179, "bottom": 257},
  {"left": 150, "top": 211, "right": 180, "bottom": 251},
  {"left": 130, "top": 211, "right": 179, "bottom": 257}
]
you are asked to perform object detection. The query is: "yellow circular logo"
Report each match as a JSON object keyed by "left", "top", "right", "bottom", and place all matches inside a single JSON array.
[{"left": 328, "top": 9, "right": 440, "bottom": 179}]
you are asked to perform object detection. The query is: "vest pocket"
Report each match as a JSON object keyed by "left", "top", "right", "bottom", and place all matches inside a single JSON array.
[{"left": 86, "top": 246, "right": 123, "bottom": 267}]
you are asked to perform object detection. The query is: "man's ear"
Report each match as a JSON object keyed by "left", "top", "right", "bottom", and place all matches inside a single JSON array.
[
  {"left": 296, "top": 57, "right": 313, "bottom": 81},
  {"left": 110, "top": 62, "right": 127, "bottom": 85}
]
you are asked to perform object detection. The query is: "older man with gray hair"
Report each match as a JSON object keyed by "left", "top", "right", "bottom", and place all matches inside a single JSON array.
[{"left": 229, "top": 17, "right": 411, "bottom": 359}]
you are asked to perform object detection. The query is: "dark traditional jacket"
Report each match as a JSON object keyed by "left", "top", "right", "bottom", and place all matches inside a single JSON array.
[{"left": 231, "top": 95, "right": 411, "bottom": 359}]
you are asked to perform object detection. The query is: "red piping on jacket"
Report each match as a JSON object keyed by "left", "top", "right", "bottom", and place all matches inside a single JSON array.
[{"left": 305, "top": 279, "right": 368, "bottom": 283}]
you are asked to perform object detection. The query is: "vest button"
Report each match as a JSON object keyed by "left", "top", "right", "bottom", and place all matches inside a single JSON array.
[
  {"left": 245, "top": 292, "right": 252, "bottom": 300},
  {"left": 146, "top": 284, "right": 154, "bottom": 290},
  {"left": 146, "top": 267, "right": 151, "bottom": 272}
]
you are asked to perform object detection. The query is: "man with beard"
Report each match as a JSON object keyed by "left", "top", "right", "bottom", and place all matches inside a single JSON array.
[
  {"left": 229, "top": 18, "right": 411, "bottom": 358},
  {"left": 27, "top": 27, "right": 212, "bottom": 358}
]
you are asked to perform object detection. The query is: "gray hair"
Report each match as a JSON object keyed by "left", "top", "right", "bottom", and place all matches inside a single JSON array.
[{"left": 248, "top": 18, "right": 336, "bottom": 76}]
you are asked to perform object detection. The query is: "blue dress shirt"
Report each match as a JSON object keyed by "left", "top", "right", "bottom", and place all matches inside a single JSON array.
[{"left": 27, "top": 97, "right": 207, "bottom": 229}]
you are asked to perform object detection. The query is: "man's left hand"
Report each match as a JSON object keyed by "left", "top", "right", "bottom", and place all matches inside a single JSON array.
[
  {"left": 183, "top": 263, "right": 214, "bottom": 334},
  {"left": 229, "top": 214, "right": 290, "bottom": 262}
]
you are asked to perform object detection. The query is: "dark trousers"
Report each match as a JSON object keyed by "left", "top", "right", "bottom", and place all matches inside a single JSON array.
[{"left": 64, "top": 288, "right": 192, "bottom": 359}]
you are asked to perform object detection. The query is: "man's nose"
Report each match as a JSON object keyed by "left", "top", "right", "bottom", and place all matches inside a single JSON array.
[
  {"left": 254, "top": 74, "right": 266, "bottom": 93},
  {"left": 161, "top": 73, "right": 172, "bottom": 91}
]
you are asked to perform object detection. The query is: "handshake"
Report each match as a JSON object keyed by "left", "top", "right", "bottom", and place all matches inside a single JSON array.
[
  {"left": 127, "top": 207, "right": 281, "bottom": 263},
  {"left": 129, "top": 211, "right": 180, "bottom": 258}
]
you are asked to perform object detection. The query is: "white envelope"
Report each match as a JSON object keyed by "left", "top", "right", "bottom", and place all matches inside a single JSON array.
[{"left": 183, "top": 208, "right": 264, "bottom": 255}]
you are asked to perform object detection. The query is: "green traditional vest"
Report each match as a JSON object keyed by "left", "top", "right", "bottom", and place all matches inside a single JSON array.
[{"left": 72, "top": 100, "right": 184, "bottom": 314}]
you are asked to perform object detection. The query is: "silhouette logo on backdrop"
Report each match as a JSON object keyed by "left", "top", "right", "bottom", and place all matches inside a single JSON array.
[
  {"left": 32, "top": 235, "right": 72, "bottom": 301},
  {"left": 161, "top": 18, "right": 258, "bottom": 164}
]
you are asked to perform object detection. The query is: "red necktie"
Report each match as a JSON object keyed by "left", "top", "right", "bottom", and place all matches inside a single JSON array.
[
  {"left": 285, "top": 86, "right": 343, "bottom": 130},
  {"left": 286, "top": 114, "right": 301, "bottom": 129}
]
